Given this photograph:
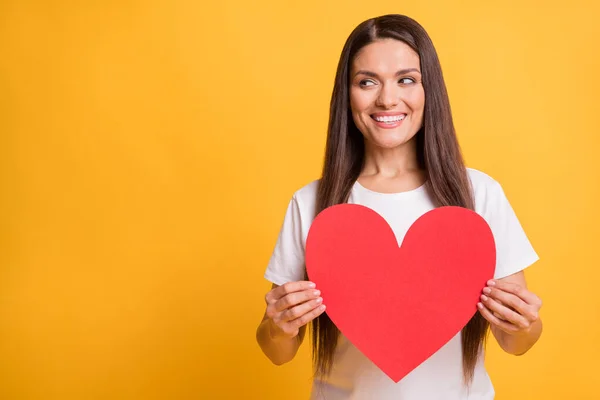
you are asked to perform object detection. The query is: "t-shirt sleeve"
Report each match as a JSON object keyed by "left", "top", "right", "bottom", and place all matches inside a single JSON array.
[
  {"left": 263, "top": 194, "right": 307, "bottom": 285},
  {"left": 481, "top": 181, "right": 540, "bottom": 279}
]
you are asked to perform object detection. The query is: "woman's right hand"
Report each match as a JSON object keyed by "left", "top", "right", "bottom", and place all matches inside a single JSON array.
[{"left": 264, "top": 281, "right": 326, "bottom": 340}]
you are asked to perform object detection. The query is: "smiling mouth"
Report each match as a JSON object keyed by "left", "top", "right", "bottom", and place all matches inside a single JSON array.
[{"left": 370, "top": 114, "right": 407, "bottom": 127}]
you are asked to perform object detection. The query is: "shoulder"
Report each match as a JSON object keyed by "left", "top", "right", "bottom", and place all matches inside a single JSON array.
[
  {"left": 465, "top": 168, "right": 507, "bottom": 214},
  {"left": 466, "top": 167, "right": 502, "bottom": 190},
  {"left": 281, "top": 179, "right": 320, "bottom": 224},
  {"left": 465, "top": 168, "right": 539, "bottom": 277},
  {"left": 466, "top": 167, "right": 504, "bottom": 196},
  {"left": 290, "top": 179, "right": 319, "bottom": 209}
]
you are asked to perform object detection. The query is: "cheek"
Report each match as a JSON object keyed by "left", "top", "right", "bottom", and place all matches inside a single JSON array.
[
  {"left": 350, "top": 89, "right": 373, "bottom": 116},
  {"left": 406, "top": 89, "right": 425, "bottom": 114}
]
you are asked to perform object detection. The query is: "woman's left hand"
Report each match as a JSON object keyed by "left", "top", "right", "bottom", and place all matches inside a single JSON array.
[{"left": 477, "top": 279, "right": 542, "bottom": 336}]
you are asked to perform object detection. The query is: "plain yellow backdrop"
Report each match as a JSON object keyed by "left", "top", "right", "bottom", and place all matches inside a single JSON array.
[{"left": 0, "top": 0, "right": 598, "bottom": 399}]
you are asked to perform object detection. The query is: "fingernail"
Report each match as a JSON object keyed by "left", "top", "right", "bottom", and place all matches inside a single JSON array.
[
  {"left": 481, "top": 294, "right": 488, "bottom": 301},
  {"left": 487, "top": 280, "right": 496, "bottom": 286},
  {"left": 483, "top": 287, "right": 492, "bottom": 294},
  {"left": 477, "top": 302, "right": 483, "bottom": 309},
  {"left": 313, "top": 290, "right": 321, "bottom": 296},
  {"left": 308, "top": 282, "right": 316, "bottom": 288},
  {"left": 319, "top": 305, "right": 326, "bottom": 311},
  {"left": 316, "top": 297, "right": 323, "bottom": 303}
]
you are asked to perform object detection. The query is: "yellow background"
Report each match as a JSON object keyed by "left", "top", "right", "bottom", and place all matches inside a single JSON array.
[{"left": 1, "top": 1, "right": 598, "bottom": 399}]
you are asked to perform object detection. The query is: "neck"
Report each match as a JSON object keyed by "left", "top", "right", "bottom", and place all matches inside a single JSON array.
[{"left": 361, "top": 137, "right": 421, "bottom": 178}]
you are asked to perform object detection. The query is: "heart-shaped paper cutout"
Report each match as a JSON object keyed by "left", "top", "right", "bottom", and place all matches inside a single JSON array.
[{"left": 305, "top": 204, "right": 495, "bottom": 382}]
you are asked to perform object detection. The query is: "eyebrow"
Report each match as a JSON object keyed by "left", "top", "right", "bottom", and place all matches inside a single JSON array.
[{"left": 353, "top": 68, "right": 421, "bottom": 78}]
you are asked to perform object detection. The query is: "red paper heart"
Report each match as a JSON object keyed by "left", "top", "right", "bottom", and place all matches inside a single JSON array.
[{"left": 305, "top": 204, "right": 495, "bottom": 382}]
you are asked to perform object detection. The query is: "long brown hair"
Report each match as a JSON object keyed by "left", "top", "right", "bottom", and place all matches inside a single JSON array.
[{"left": 308, "top": 14, "right": 489, "bottom": 384}]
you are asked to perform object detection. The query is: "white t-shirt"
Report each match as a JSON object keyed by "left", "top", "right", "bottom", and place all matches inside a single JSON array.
[{"left": 264, "top": 168, "right": 539, "bottom": 400}]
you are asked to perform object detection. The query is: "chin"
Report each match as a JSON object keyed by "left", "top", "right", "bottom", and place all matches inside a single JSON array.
[{"left": 368, "top": 132, "right": 415, "bottom": 149}]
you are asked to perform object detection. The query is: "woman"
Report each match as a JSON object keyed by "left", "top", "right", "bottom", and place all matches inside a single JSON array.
[{"left": 256, "top": 14, "right": 542, "bottom": 399}]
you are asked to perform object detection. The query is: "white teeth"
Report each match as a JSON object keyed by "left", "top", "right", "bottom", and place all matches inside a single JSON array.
[{"left": 374, "top": 114, "right": 406, "bottom": 122}]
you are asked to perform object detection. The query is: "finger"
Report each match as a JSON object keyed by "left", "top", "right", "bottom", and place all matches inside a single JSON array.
[
  {"left": 289, "top": 303, "right": 327, "bottom": 329},
  {"left": 483, "top": 287, "right": 533, "bottom": 320},
  {"left": 492, "top": 310, "right": 508, "bottom": 322},
  {"left": 280, "top": 296, "right": 323, "bottom": 322},
  {"left": 274, "top": 288, "right": 321, "bottom": 312},
  {"left": 486, "top": 287, "right": 539, "bottom": 322},
  {"left": 477, "top": 302, "right": 519, "bottom": 335},
  {"left": 488, "top": 280, "right": 541, "bottom": 307},
  {"left": 267, "top": 281, "right": 316, "bottom": 304},
  {"left": 480, "top": 294, "right": 531, "bottom": 330}
]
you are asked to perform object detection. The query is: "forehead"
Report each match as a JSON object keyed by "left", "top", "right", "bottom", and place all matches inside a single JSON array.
[{"left": 351, "top": 38, "right": 420, "bottom": 73}]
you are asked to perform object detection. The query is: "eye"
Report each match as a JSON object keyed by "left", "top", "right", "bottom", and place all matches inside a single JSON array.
[
  {"left": 399, "top": 77, "right": 416, "bottom": 85},
  {"left": 359, "top": 79, "right": 377, "bottom": 87}
]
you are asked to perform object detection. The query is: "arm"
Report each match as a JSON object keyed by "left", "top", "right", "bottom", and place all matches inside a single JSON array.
[
  {"left": 256, "top": 282, "right": 325, "bottom": 365},
  {"left": 256, "top": 284, "right": 307, "bottom": 365},
  {"left": 478, "top": 270, "right": 543, "bottom": 355},
  {"left": 256, "top": 306, "right": 307, "bottom": 365}
]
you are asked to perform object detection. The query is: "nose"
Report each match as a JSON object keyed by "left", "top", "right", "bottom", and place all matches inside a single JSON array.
[{"left": 375, "top": 82, "right": 400, "bottom": 109}]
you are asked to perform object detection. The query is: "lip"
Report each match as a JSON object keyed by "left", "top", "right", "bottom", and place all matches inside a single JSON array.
[
  {"left": 371, "top": 112, "right": 407, "bottom": 117},
  {"left": 370, "top": 112, "right": 407, "bottom": 129}
]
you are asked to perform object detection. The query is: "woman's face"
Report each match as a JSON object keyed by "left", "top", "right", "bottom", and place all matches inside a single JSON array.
[{"left": 349, "top": 38, "right": 425, "bottom": 150}]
